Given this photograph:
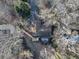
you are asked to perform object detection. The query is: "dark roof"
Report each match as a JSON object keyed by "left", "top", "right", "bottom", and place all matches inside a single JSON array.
[{"left": 37, "top": 30, "right": 51, "bottom": 38}]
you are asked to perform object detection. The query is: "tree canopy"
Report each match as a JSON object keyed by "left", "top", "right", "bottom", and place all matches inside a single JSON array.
[
  {"left": 15, "top": 1, "right": 30, "bottom": 19},
  {"left": 21, "top": 0, "right": 28, "bottom": 2}
]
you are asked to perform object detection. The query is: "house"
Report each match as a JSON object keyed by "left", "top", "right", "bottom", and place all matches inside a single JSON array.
[
  {"left": 28, "top": 19, "right": 56, "bottom": 44},
  {"left": 37, "top": 25, "right": 53, "bottom": 44},
  {"left": 62, "top": 22, "right": 79, "bottom": 43},
  {"left": 0, "top": 24, "right": 15, "bottom": 36}
]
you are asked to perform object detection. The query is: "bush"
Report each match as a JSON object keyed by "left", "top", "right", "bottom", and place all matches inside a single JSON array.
[{"left": 51, "top": 40, "right": 58, "bottom": 50}]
